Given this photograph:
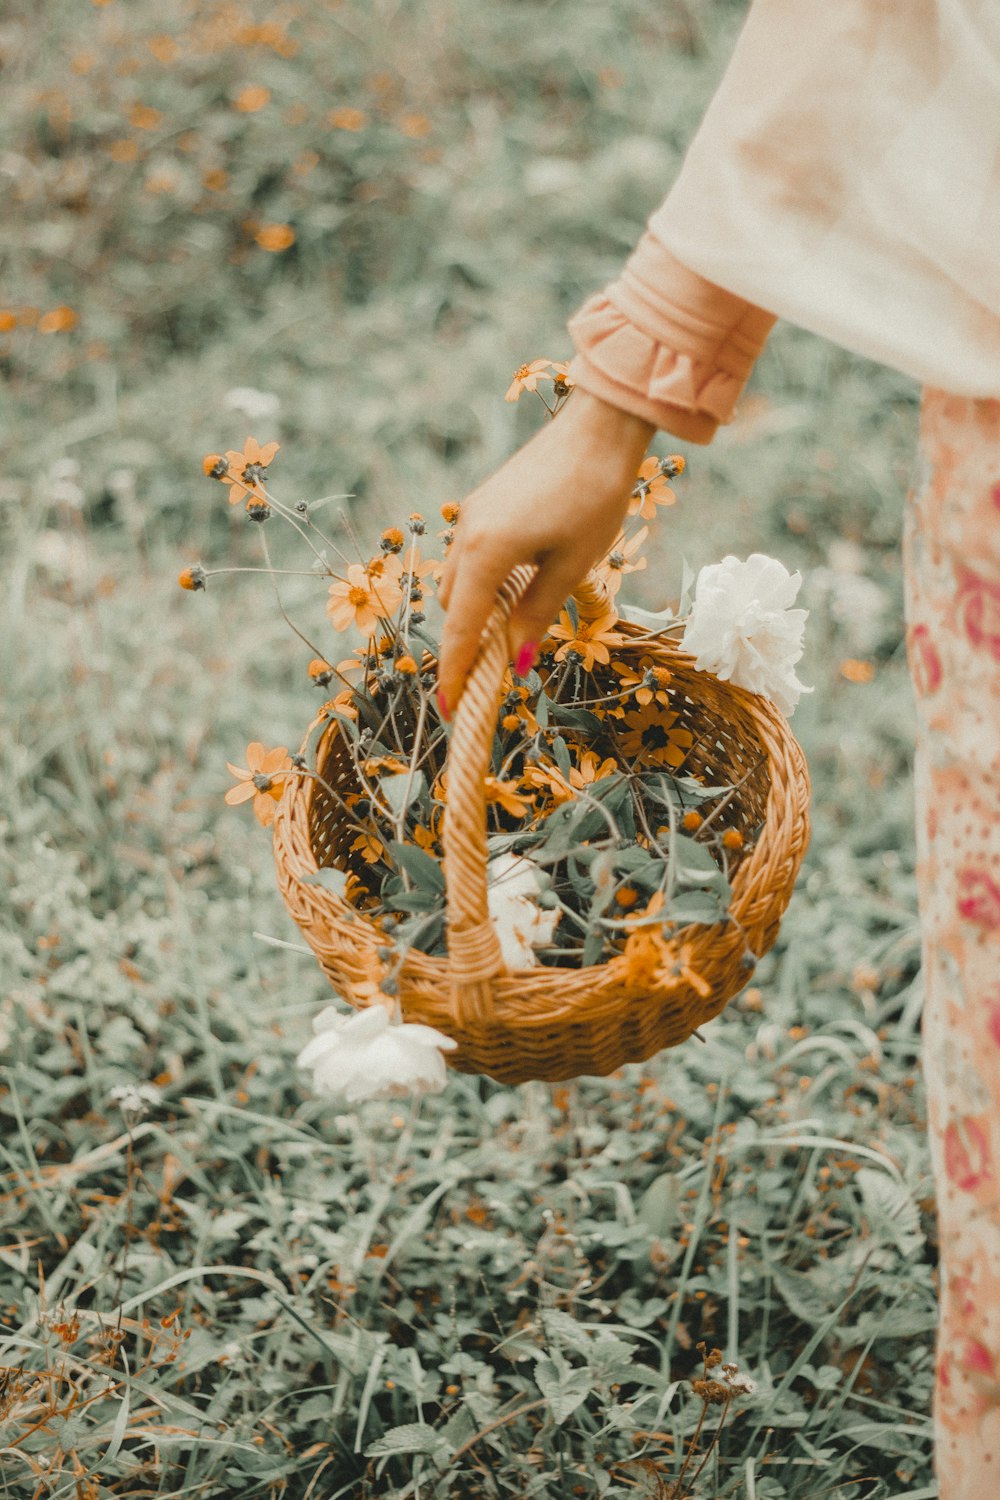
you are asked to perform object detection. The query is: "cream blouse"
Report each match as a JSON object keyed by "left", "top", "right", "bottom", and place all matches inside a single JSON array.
[{"left": 566, "top": 0, "right": 1000, "bottom": 442}]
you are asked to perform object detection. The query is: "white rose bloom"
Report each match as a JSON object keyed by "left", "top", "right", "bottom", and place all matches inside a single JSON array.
[
  {"left": 296, "top": 1003, "right": 458, "bottom": 1103},
  {"left": 486, "top": 853, "right": 560, "bottom": 969},
  {"left": 679, "top": 552, "right": 814, "bottom": 717}
]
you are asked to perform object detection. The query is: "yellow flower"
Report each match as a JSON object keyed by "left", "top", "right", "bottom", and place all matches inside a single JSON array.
[
  {"left": 329, "top": 107, "right": 368, "bottom": 131},
  {"left": 546, "top": 608, "right": 624, "bottom": 672},
  {"left": 504, "top": 358, "right": 553, "bottom": 403},
  {"left": 484, "top": 776, "right": 534, "bottom": 818},
  {"left": 628, "top": 456, "right": 677, "bottom": 521},
  {"left": 349, "top": 832, "right": 385, "bottom": 865},
  {"left": 255, "top": 223, "right": 296, "bottom": 252},
  {"left": 570, "top": 750, "right": 618, "bottom": 788},
  {"left": 497, "top": 675, "right": 540, "bottom": 736},
  {"left": 327, "top": 563, "right": 403, "bottom": 634},
  {"left": 521, "top": 760, "right": 576, "bottom": 808},
  {"left": 234, "top": 84, "right": 271, "bottom": 111},
  {"left": 220, "top": 437, "right": 280, "bottom": 505},
  {"left": 620, "top": 705, "right": 694, "bottom": 769},
  {"left": 621, "top": 926, "right": 669, "bottom": 986},
  {"left": 412, "top": 824, "right": 439, "bottom": 855},
  {"left": 612, "top": 654, "right": 673, "bottom": 707},
  {"left": 594, "top": 526, "right": 649, "bottom": 597},
  {"left": 660, "top": 941, "right": 713, "bottom": 999},
  {"left": 224, "top": 742, "right": 293, "bottom": 827}
]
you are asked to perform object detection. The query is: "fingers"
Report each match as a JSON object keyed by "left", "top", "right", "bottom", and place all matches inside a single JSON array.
[
  {"left": 507, "top": 550, "right": 593, "bottom": 668},
  {"left": 435, "top": 532, "right": 520, "bottom": 718}
]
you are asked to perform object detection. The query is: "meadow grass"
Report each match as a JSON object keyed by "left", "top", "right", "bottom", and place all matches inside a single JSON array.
[{"left": 0, "top": 1, "right": 938, "bottom": 1495}]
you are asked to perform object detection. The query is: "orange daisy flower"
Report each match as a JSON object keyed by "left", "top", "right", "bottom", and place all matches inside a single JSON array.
[
  {"left": 659, "top": 940, "right": 713, "bottom": 999},
  {"left": 349, "top": 831, "right": 386, "bottom": 865},
  {"left": 224, "top": 742, "right": 293, "bottom": 827},
  {"left": 521, "top": 760, "right": 576, "bottom": 808},
  {"left": 504, "top": 358, "right": 553, "bottom": 403},
  {"left": 219, "top": 437, "right": 280, "bottom": 505},
  {"left": 612, "top": 655, "right": 673, "bottom": 708},
  {"left": 546, "top": 608, "right": 624, "bottom": 672},
  {"left": 570, "top": 750, "right": 618, "bottom": 788},
  {"left": 327, "top": 564, "right": 403, "bottom": 634},
  {"left": 628, "top": 456, "right": 677, "bottom": 521},
  {"left": 484, "top": 776, "right": 534, "bottom": 818},
  {"left": 620, "top": 705, "right": 695, "bottom": 769},
  {"left": 594, "top": 526, "right": 649, "bottom": 597}
]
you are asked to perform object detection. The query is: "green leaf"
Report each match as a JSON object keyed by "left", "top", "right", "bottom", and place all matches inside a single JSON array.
[
  {"left": 388, "top": 839, "right": 445, "bottom": 892},
  {"left": 636, "top": 1173, "right": 682, "bottom": 1239},
  {"left": 664, "top": 891, "right": 727, "bottom": 926},
  {"left": 365, "top": 1422, "right": 452, "bottom": 1458},
  {"left": 546, "top": 699, "right": 603, "bottom": 734},
  {"left": 534, "top": 692, "right": 550, "bottom": 729},
  {"left": 379, "top": 768, "right": 427, "bottom": 817},
  {"left": 673, "top": 834, "right": 723, "bottom": 883},
  {"left": 552, "top": 735, "right": 571, "bottom": 779},
  {"left": 534, "top": 1354, "right": 592, "bottom": 1424}
]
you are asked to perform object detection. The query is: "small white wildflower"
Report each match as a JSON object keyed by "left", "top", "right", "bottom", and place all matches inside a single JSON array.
[
  {"left": 108, "top": 1082, "right": 162, "bottom": 1120},
  {"left": 486, "top": 853, "right": 560, "bottom": 969},
  {"left": 680, "top": 552, "right": 814, "bottom": 718},
  {"left": 223, "top": 386, "right": 281, "bottom": 422},
  {"left": 296, "top": 1003, "right": 458, "bottom": 1104}
]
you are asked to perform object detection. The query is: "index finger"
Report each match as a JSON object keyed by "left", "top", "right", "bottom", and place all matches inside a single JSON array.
[{"left": 435, "top": 535, "right": 523, "bottom": 719}]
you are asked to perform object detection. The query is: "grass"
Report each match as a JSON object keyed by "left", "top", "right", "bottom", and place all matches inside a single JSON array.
[{"left": 0, "top": 1, "right": 938, "bottom": 1495}]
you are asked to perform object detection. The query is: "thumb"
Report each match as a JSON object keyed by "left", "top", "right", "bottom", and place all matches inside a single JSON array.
[{"left": 508, "top": 552, "right": 591, "bottom": 672}]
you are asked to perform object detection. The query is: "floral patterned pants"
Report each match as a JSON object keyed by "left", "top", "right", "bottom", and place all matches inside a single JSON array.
[{"left": 902, "top": 387, "right": 1000, "bottom": 1498}]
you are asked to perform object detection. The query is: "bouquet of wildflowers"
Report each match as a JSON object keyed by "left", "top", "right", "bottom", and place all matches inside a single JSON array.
[{"left": 180, "top": 360, "right": 811, "bottom": 1101}]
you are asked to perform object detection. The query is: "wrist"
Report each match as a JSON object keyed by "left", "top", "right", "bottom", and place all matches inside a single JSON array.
[{"left": 559, "top": 386, "right": 656, "bottom": 460}]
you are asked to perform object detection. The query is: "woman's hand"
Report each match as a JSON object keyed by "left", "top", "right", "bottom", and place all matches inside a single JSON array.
[{"left": 435, "top": 389, "right": 656, "bottom": 717}]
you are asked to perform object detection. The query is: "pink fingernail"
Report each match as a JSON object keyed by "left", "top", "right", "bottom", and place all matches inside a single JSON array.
[
  {"left": 436, "top": 687, "right": 451, "bottom": 721},
  {"left": 514, "top": 640, "right": 538, "bottom": 677}
]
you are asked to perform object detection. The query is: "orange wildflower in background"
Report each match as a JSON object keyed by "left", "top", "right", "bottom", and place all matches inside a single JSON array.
[
  {"left": 329, "top": 107, "right": 368, "bottom": 131},
  {"left": 547, "top": 608, "right": 624, "bottom": 671},
  {"left": 225, "top": 743, "right": 293, "bottom": 827},
  {"left": 218, "top": 437, "right": 279, "bottom": 503},
  {"left": 38, "top": 306, "right": 77, "bottom": 334},
  {"left": 255, "top": 223, "right": 295, "bottom": 252},
  {"left": 234, "top": 84, "right": 271, "bottom": 112},
  {"left": 129, "top": 103, "right": 163, "bottom": 132},
  {"left": 327, "top": 564, "right": 403, "bottom": 634},
  {"left": 505, "top": 358, "right": 553, "bottom": 402}
]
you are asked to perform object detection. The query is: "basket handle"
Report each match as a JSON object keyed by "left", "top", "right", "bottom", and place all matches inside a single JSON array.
[{"left": 442, "top": 566, "right": 613, "bottom": 1025}]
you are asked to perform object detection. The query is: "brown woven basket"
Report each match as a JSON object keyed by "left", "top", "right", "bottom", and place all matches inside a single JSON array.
[{"left": 272, "top": 565, "right": 811, "bottom": 1085}]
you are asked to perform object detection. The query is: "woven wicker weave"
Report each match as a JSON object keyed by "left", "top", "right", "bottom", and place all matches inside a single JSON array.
[{"left": 272, "top": 567, "right": 811, "bottom": 1085}]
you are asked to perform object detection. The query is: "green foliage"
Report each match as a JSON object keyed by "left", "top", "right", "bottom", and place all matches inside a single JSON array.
[{"left": 0, "top": 0, "right": 932, "bottom": 1495}]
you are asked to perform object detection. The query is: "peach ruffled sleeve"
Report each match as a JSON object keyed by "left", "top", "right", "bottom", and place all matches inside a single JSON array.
[{"left": 565, "top": 233, "right": 776, "bottom": 443}]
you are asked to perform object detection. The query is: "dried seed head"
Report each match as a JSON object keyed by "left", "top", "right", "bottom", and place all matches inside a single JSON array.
[{"left": 203, "top": 454, "right": 229, "bottom": 479}]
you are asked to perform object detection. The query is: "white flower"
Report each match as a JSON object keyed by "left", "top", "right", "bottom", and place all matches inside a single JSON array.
[
  {"left": 108, "top": 1082, "right": 162, "bottom": 1119},
  {"left": 679, "top": 552, "right": 814, "bottom": 717},
  {"left": 223, "top": 386, "right": 281, "bottom": 422},
  {"left": 486, "top": 853, "right": 560, "bottom": 969},
  {"left": 296, "top": 1003, "right": 458, "bottom": 1104}
]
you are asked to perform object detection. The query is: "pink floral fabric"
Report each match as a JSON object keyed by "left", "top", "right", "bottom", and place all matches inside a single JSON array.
[{"left": 903, "top": 387, "right": 1000, "bottom": 1498}]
